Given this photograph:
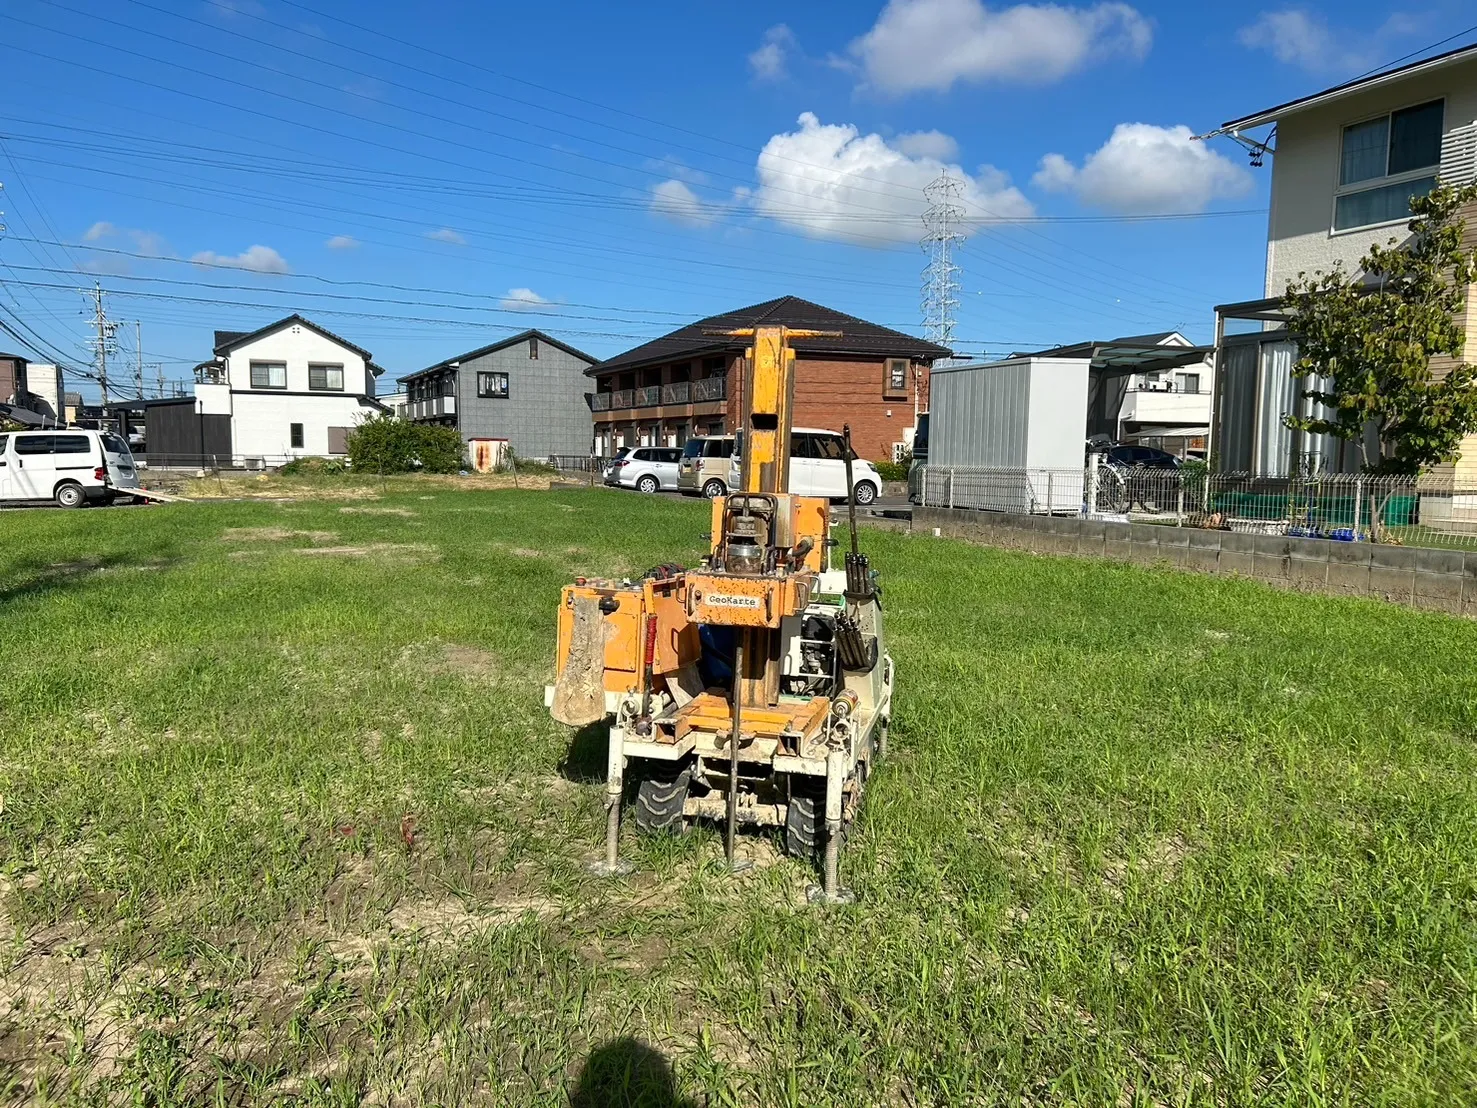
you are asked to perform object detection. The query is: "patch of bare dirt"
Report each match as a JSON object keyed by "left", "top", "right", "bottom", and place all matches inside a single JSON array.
[
  {"left": 222, "top": 527, "right": 338, "bottom": 543},
  {"left": 338, "top": 506, "right": 416, "bottom": 517},
  {"left": 386, "top": 893, "right": 562, "bottom": 942}
]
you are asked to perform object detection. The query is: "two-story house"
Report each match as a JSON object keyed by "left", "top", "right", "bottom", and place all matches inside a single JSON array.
[
  {"left": 1210, "top": 44, "right": 1477, "bottom": 474},
  {"left": 192, "top": 314, "right": 387, "bottom": 464},
  {"left": 399, "top": 330, "right": 597, "bottom": 461},
  {"left": 587, "top": 296, "right": 948, "bottom": 462}
]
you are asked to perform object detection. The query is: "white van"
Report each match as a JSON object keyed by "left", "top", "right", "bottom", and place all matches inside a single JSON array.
[
  {"left": 0, "top": 429, "right": 142, "bottom": 508},
  {"left": 728, "top": 427, "right": 883, "bottom": 504}
]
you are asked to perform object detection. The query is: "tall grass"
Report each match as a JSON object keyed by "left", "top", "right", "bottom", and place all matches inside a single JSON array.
[{"left": 1, "top": 488, "right": 1475, "bottom": 1104}]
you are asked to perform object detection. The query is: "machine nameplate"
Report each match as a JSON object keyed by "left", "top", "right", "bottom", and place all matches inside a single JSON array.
[{"left": 705, "top": 594, "right": 763, "bottom": 610}]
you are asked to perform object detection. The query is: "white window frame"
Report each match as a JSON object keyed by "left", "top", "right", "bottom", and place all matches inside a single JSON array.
[{"left": 1332, "top": 98, "right": 1444, "bottom": 236}]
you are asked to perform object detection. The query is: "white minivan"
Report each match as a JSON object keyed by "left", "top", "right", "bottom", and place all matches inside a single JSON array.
[
  {"left": 0, "top": 429, "right": 142, "bottom": 508},
  {"left": 728, "top": 427, "right": 883, "bottom": 504}
]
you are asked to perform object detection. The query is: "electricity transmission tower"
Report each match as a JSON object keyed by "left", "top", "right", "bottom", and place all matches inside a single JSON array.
[
  {"left": 85, "top": 283, "right": 119, "bottom": 406},
  {"left": 920, "top": 173, "right": 965, "bottom": 351}
]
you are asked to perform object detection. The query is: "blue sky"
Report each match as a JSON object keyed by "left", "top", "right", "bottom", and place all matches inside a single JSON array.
[{"left": 0, "top": 0, "right": 1472, "bottom": 399}]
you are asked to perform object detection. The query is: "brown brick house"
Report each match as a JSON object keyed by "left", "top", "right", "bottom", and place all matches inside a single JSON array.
[{"left": 586, "top": 296, "right": 949, "bottom": 461}]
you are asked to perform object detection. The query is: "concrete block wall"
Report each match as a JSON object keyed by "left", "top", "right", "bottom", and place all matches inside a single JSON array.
[{"left": 916, "top": 507, "right": 1477, "bottom": 617}]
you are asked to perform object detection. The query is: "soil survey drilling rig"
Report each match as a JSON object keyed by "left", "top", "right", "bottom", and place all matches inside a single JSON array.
[{"left": 545, "top": 326, "right": 893, "bottom": 902}]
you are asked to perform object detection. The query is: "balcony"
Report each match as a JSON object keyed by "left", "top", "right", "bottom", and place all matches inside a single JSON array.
[
  {"left": 411, "top": 396, "right": 456, "bottom": 420},
  {"left": 692, "top": 376, "right": 726, "bottom": 402},
  {"left": 593, "top": 375, "right": 727, "bottom": 416}
]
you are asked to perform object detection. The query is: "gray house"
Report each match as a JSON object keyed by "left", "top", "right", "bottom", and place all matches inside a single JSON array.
[{"left": 400, "top": 330, "right": 597, "bottom": 460}]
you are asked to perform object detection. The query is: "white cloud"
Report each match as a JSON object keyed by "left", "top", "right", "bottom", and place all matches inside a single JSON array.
[
  {"left": 752, "top": 112, "right": 1032, "bottom": 246},
  {"left": 129, "top": 230, "right": 171, "bottom": 258},
  {"left": 499, "top": 287, "right": 555, "bottom": 312},
  {"left": 893, "top": 129, "right": 960, "bottom": 160},
  {"left": 850, "top": 0, "right": 1152, "bottom": 93},
  {"left": 749, "top": 24, "right": 798, "bottom": 80},
  {"left": 1237, "top": 9, "right": 1419, "bottom": 74},
  {"left": 425, "top": 227, "right": 466, "bottom": 245},
  {"left": 649, "top": 179, "right": 721, "bottom": 227},
  {"left": 326, "top": 235, "right": 360, "bottom": 250},
  {"left": 81, "top": 222, "right": 172, "bottom": 257},
  {"left": 189, "top": 244, "right": 290, "bottom": 274},
  {"left": 1033, "top": 123, "right": 1253, "bottom": 214}
]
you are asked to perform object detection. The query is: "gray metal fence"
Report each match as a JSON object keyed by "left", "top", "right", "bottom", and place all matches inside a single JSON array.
[{"left": 918, "top": 463, "right": 1477, "bottom": 550}]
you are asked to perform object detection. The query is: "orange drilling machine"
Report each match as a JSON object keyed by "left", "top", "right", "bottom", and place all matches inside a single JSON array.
[{"left": 546, "top": 326, "right": 892, "bottom": 901}]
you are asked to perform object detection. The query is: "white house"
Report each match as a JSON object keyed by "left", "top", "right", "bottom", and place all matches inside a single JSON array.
[
  {"left": 194, "top": 315, "right": 387, "bottom": 464},
  {"left": 1210, "top": 44, "right": 1477, "bottom": 475}
]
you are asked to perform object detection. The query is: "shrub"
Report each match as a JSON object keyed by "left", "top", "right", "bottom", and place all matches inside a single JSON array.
[
  {"left": 875, "top": 453, "right": 912, "bottom": 482},
  {"left": 346, "top": 416, "right": 465, "bottom": 474},
  {"left": 414, "top": 424, "right": 466, "bottom": 474},
  {"left": 279, "top": 456, "right": 346, "bottom": 476}
]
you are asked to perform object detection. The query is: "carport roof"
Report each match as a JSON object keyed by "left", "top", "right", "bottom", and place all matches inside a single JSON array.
[{"left": 1018, "top": 337, "right": 1213, "bottom": 377}]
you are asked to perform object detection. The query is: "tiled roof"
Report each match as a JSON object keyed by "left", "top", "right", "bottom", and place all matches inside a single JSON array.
[{"left": 587, "top": 295, "right": 951, "bottom": 375}]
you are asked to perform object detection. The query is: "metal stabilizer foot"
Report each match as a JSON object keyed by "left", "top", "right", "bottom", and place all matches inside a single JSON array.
[
  {"left": 805, "top": 823, "right": 855, "bottom": 905},
  {"left": 588, "top": 797, "right": 634, "bottom": 877}
]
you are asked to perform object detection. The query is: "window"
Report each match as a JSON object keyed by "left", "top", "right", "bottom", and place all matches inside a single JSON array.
[
  {"left": 14, "top": 434, "right": 55, "bottom": 455},
  {"left": 702, "top": 356, "right": 726, "bottom": 373},
  {"left": 478, "top": 371, "right": 509, "bottom": 399},
  {"left": 885, "top": 358, "right": 908, "bottom": 394},
  {"left": 101, "top": 432, "right": 131, "bottom": 456},
  {"left": 811, "top": 434, "right": 847, "bottom": 461},
  {"left": 1336, "top": 100, "right": 1443, "bottom": 231},
  {"left": 0, "top": 435, "right": 7, "bottom": 456},
  {"left": 703, "top": 437, "right": 733, "bottom": 458},
  {"left": 54, "top": 435, "right": 92, "bottom": 454},
  {"left": 528, "top": 335, "right": 539, "bottom": 360},
  {"left": 250, "top": 361, "right": 287, "bottom": 389},
  {"left": 290, "top": 423, "right": 304, "bottom": 449},
  {"left": 308, "top": 364, "right": 344, "bottom": 391},
  {"left": 1179, "top": 372, "right": 1201, "bottom": 394}
]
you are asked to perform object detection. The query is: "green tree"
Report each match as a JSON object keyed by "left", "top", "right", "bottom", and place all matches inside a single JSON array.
[
  {"left": 1282, "top": 182, "right": 1477, "bottom": 474},
  {"left": 345, "top": 415, "right": 465, "bottom": 474}
]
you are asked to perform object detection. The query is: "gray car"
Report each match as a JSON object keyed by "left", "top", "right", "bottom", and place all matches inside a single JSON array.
[{"left": 604, "top": 446, "right": 682, "bottom": 493}]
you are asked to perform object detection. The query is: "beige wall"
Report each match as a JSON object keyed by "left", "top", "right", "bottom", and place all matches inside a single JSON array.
[{"left": 1265, "top": 57, "right": 1477, "bottom": 297}]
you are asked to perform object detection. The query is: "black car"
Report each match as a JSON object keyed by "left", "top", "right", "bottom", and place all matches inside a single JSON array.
[{"left": 1105, "top": 444, "right": 1182, "bottom": 469}]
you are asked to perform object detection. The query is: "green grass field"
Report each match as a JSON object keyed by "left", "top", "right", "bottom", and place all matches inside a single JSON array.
[{"left": 2, "top": 486, "right": 1476, "bottom": 1106}]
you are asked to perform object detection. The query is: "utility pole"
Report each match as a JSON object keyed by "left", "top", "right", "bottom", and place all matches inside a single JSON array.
[
  {"left": 920, "top": 172, "right": 965, "bottom": 351},
  {"left": 85, "top": 283, "right": 118, "bottom": 407},
  {"left": 132, "top": 321, "right": 161, "bottom": 399}
]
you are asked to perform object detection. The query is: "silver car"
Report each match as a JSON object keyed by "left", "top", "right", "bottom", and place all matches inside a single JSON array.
[{"left": 604, "top": 446, "right": 682, "bottom": 493}]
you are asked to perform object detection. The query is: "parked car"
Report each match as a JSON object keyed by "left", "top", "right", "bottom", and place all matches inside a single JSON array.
[
  {"left": 727, "top": 428, "right": 883, "bottom": 504},
  {"left": 0, "top": 429, "right": 142, "bottom": 508},
  {"left": 678, "top": 434, "right": 735, "bottom": 498},
  {"left": 907, "top": 412, "right": 928, "bottom": 503},
  {"left": 1105, "top": 444, "right": 1182, "bottom": 469},
  {"left": 604, "top": 446, "right": 682, "bottom": 493},
  {"left": 1097, "top": 443, "right": 1183, "bottom": 513}
]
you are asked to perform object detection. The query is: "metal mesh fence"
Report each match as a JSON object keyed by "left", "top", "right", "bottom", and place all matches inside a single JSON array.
[{"left": 918, "top": 464, "right": 1477, "bottom": 550}]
